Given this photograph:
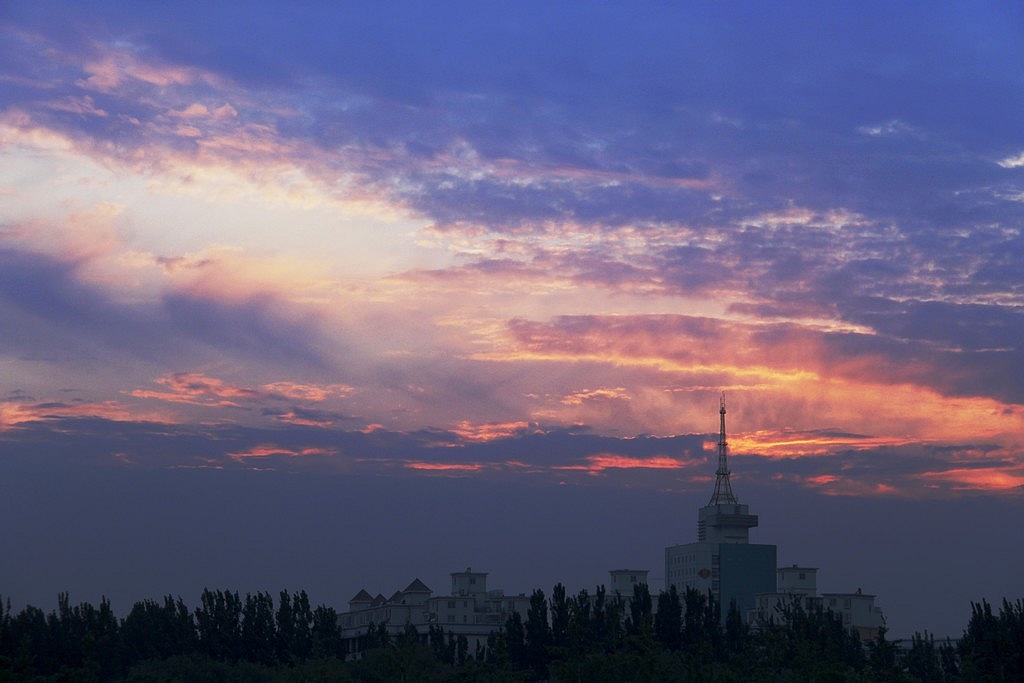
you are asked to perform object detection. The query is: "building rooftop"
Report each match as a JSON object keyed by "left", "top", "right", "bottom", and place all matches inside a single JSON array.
[{"left": 403, "top": 578, "right": 432, "bottom": 594}]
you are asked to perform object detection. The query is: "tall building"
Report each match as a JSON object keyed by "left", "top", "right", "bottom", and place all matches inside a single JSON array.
[{"left": 665, "top": 396, "right": 776, "bottom": 620}]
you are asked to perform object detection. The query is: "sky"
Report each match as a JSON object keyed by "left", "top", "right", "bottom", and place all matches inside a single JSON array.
[{"left": 1, "top": 1, "right": 1022, "bottom": 638}]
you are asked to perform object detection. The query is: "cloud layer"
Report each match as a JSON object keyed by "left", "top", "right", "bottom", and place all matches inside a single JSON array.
[
  {"left": 2, "top": 2, "right": 1023, "bottom": 488},
  {"left": 1, "top": 0, "right": 1023, "bottom": 638}
]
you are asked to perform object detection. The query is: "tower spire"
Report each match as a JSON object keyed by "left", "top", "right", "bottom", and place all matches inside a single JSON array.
[{"left": 708, "top": 393, "right": 738, "bottom": 505}]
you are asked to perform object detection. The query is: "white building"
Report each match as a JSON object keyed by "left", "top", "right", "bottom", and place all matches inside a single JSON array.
[
  {"left": 338, "top": 568, "right": 530, "bottom": 659},
  {"left": 609, "top": 569, "right": 649, "bottom": 599},
  {"left": 751, "top": 564, "right": 885, "bottom": 640},
  {"left": 821, "top": 591, "right": 886, "bottom": 641}
]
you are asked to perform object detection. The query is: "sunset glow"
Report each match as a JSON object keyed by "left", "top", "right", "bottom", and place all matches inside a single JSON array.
[{"left": 1, "top": 2, "right": 1022, "bottom": 639}]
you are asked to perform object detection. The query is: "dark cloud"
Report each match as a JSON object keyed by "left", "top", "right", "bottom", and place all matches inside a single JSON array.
[
  {"left": 0, "top": 248, "right": 164, "bottom": 365},
  {"left": 9, "top": 409, "right": 1014, "bottom": 502},
  {"left": 161, "top": 293, "right": 330, "bottom": 371},
  {"left": 842, "top": 299, "right": 1024, "bottom": 352},
  {"left": 0, "top": 246, "right": 333, "bottom": 375},
  {"left": 821, "top": 302, "right": 1024, "bottom": 403},
  {"left": 260, "top": 405, "right": 351, "bottom": 427}
]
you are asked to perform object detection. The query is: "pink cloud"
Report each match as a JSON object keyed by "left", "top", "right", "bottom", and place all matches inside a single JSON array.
[
  {"left": 273, "top": 411, "right": 338, "bottom": 428},
  {"left": 131, "top": 372, "right": 262, "bottom": 407},
  {"left": 174, "top": 124, "right": 202, "bottom": 138},
  {"left": 75, "top": 46, "right": 218, "bottom": 93},
  {"left": 0, "top": 400, "right": 172, "bottom": 430},
  {"left": 168, "top": 103, "right": 238, "bottom": 120},
  {"left": 128, "top": 374, "right": 357, "bottom": 430},
  {"left": 196, "top": 123, "right": 296, "bottom": 156},
  {"left": 157, "top": 247, "right": 333, "bottom": 306},
  {"left": 43, "top": 96, "right": 108, "bottom": 117}
]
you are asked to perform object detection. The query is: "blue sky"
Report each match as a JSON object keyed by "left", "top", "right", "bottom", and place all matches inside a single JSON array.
[{"left": 1, "top": 1, "right": 1022, "bottom": 637}]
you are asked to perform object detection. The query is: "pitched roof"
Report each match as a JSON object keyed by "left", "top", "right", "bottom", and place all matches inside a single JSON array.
[
  {"left": 349, "top": 589, "right": 374, "bottom": 603},
  {"left": 403, "top": 578, "right": 432, "bottom": 594}
]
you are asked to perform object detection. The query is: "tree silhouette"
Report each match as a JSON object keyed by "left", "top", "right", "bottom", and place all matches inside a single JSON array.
[{"left": 654, "top": 585, "right": 682, "bottom": 651}]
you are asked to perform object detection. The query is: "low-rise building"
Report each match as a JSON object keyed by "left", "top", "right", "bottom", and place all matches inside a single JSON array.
[
  {"left": 751, "top": 564, "right": 885, "bottom": 640},
  {"left": 820, "top": 590, "right": 886, "bottom": 641},
  {"left": 338, "top": 568, "right": 530, "bottom": 659},
  {"left": 609, "top": 569, "right": 649, "bottom": 599}
]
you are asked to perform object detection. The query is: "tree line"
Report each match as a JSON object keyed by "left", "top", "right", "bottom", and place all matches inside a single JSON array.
[{"left": 0, "top": 585, "right": 1021, "bottom": 681}]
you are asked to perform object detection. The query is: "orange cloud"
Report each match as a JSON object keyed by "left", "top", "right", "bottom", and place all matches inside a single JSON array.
[
  {"left": 554, "top": 453, "right": 696, "bottom": 475},
  {"left": 560, "top": 388, "right": 630, "bottom": 405},
  {"left": 729, "top": 430, "right": 915, "bottom": 459},
  {"left": 448, "top": 420, "right": 534, "bottom": 442},
  {"left": 780, "top": 472, "right": 909, "bottom": 497},
  {"left": 262, "top": 382, "right": 354, "bottom": 402},
  {"left": 468, "top": 315, "right": 1024, "bottom": 451},
  {"left": 919, "top": 467, "right": 1024, "bottom": 492},
  {"left": 405, "top": 462, "right": 484, "bottom": 472},
  {"left": 227, "top": 445, "right": 335, "bottom": 461}
]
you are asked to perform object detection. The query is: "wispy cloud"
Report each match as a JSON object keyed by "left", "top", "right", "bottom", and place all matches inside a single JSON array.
[{"left": 996, "top": 151, "right": 1024, "bottom": 169}]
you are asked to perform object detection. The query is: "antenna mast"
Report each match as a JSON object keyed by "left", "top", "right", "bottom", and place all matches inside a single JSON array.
[{"left": 708, "top": 393, "right": 738, "bottom": 505}]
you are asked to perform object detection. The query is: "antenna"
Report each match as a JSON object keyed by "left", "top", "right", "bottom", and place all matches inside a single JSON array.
[{"left": 708, "top": 393, "right": 738, "bottom": 505}]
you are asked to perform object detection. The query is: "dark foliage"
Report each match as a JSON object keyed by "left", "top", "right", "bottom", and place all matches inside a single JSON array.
[{"left": 0, "top": 587, "right": 1022, "bottom": 681}]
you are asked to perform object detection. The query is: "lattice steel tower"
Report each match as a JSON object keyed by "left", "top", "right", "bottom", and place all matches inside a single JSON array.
[{"left": 708, "top": 394, "right": 738, "bottom": 505}]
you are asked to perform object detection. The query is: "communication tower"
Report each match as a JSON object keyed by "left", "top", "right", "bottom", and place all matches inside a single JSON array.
[{"left": 709, "top": 394, "right": 738, "bottom": 506}]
